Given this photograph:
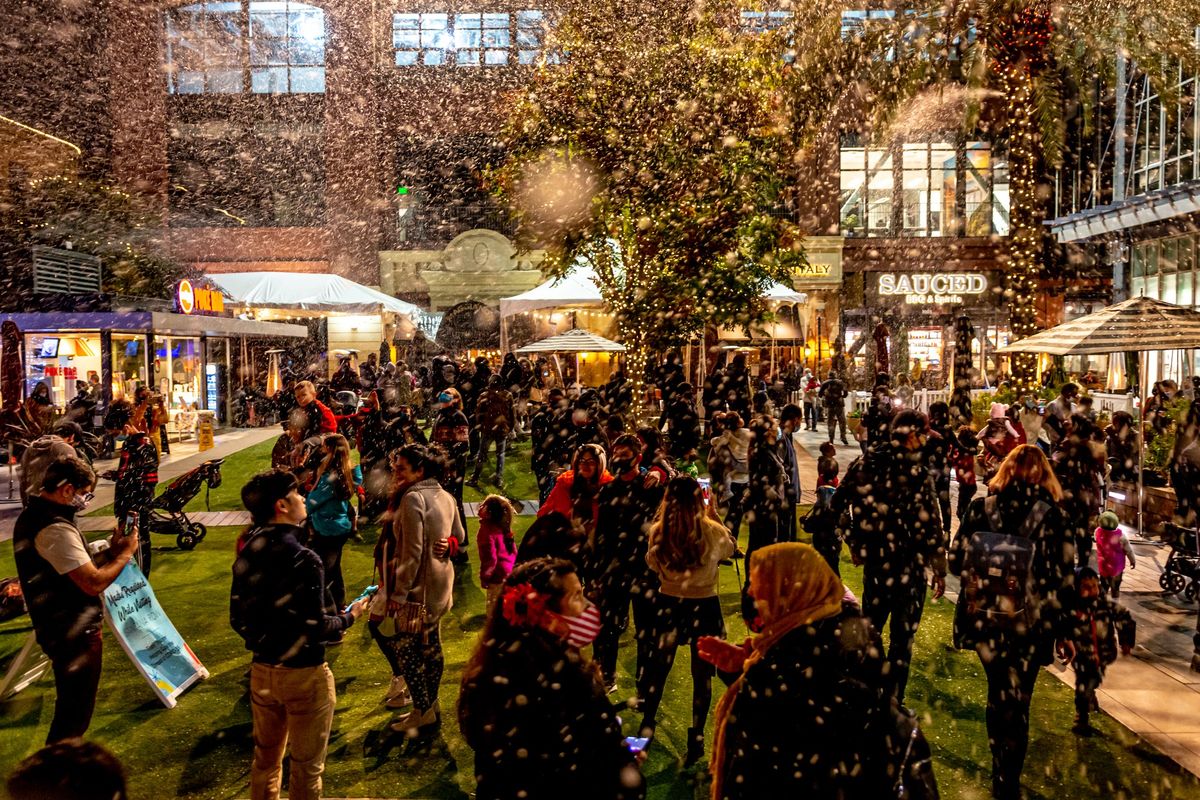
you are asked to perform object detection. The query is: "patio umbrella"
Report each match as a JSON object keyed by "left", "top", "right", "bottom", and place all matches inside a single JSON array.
[
  {"left": 514, "top": 328, "right": 626, "bottom": 354},
  {"left": 1, "top": 321, "right": 22, "bottom": 413},
  {"left": 997, "top": 296, "right": 1200, "bottom": 534}
]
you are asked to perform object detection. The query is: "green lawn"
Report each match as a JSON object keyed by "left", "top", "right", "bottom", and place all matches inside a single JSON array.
[{"left": 1, "top": 440, "right": 1198, "bottom": 799}]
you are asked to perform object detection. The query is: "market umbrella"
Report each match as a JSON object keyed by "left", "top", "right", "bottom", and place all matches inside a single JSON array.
[
  {"left": 1, "top": 321, "right": 22, "bottom": 413},
  {"left": 997, "top": 296, "right": 1200, "bottom": 534},
  {"left": 514, "top": 328, "right": 626, "bottom": 354}
]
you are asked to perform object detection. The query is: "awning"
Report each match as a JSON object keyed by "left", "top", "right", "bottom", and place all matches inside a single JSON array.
[
  {"left": 995, "top": 297, "right": 1200, "bottom": 355},
  {"left": 1, "top": 311, "right": 307, "bottom": 339},
  {"left": 1046, "top": 179, "right": 1200, "bottom": 243},
  {"left": 764, "top": 282, "right": 808, "bottom": 305},
  {"left": 210, "top": 272, "right": 423, "bottom": 318},
  {"left": 514, "top": 328, "right": 625, "bottom": 354}
]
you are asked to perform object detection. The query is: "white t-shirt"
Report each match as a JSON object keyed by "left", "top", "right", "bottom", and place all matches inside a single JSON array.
[{"left": 35, "top": 522, "right": 93, "bottom": 575}]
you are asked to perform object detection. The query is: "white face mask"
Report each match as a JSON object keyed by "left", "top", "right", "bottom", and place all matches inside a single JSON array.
[{"left": 71, "top": 491, "right": 94, "bottom": 511}]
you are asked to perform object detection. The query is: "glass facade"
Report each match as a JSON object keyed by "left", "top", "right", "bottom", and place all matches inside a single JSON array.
[
  {"left": 112, "top": 334, "right": 149, "bottom": 400},
  {"left": 1131, "top": 68, "right": 1198, "bottom": 195},
  {"left": 1131, "top": 236, "right": 1200, "bottom": 385},
  {"left": 840, "top": 139, "right": 1009, "bottom": 237},
  {"left": 24, "top": 334, "right": 104, "bottom": 410},
  {"left": 393, "top": 10, "right": 555, "bottom": 67},
  {"left": 165, "top": 1, "right": 326, "bottom": 94}
]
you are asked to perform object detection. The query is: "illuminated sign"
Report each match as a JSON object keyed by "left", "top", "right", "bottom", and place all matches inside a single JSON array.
[
  {"left": 875, "top": 272, "right": 989, "bottom": 306},
  {"left": 176, "top": 281, "right": 226, "bottom": 316},
  {"left": 176, "top": 280, "right": 195, "bottom": 314}
]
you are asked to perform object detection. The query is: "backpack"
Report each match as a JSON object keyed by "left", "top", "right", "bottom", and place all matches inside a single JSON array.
[{"left": 959, "top": 497, "right": 1049, "bottom": 634}]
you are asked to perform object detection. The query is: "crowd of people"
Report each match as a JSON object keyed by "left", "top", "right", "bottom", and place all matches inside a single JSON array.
[{"left": 12, "top": 348, "right": 1200, "bottom": 800}]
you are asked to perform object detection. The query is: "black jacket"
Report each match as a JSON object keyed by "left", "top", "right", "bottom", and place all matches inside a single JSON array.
[
  {"left": 717, "top": 608, "right": 895, "bottom": 799},
  {"left": 835, "top": 445, "right": 946, "bottom": 579},
  {"left": 230, "top": 523, "right": 353, "bottom": 668},
  {"left": 1063, "top": 593, "right": 1136, "bottom": 670},
  {"left": 459, "top": 627, "right": 644, "bottom": 800},
  {"left": 592, "top": 471, "right": 663, "bottom": 594},
  {"left": 948, "top": 484, "right": 1074, "bottom": 660}
]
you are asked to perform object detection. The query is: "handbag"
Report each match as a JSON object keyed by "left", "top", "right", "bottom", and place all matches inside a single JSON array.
[{"left": 377, "top": 526, "right": 429, "bottom": 636}]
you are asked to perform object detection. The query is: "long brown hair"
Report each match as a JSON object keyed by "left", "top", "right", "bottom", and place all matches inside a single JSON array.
[
  {"left": 316, "top": 434, "right": 355, "bottom": 499},
  {"left": 989, "top": 444, "right": 1063, "bottom": 501},
  {"left": 648, "top": 477, "right": 706, "bottom": 572}
]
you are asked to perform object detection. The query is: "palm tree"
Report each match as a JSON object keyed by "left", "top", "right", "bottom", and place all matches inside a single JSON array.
[{"left": 782, "top": 0, "right": 1200, "bottom": 391}]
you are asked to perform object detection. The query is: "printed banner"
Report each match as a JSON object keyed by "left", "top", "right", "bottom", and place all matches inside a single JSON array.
[{"left": 101, "top": 562, "right": 208, "bottom": 708}]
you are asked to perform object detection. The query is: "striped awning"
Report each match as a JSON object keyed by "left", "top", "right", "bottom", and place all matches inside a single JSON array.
[
  {"left": 514, "top": 328, "right": 625, "bottom": 354},
  {"left": 996, "top": 297, "right": 1200, "bottom": 356}
]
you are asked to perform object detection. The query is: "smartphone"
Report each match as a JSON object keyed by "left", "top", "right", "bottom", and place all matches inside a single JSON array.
[
  {"left": 124, "top": 512, "right": 139, "bottom": 534},
  {"left": 624, "top": 736, "right": 649, "bottom": 754}
]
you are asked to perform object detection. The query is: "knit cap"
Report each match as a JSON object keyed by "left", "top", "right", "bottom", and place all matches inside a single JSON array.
[{"left": 1098, "top": 511, "right": 1120, "bottom": 531}]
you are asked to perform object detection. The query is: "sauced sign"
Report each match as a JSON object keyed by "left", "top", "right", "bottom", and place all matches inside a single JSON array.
[{"left": 876, "top": 273, "right": 989, "bottom": 305}]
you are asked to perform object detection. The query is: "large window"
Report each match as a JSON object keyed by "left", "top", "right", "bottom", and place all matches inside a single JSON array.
[
  {"left": 840, "top": 138, "right": 1009, "bottom": 237},
  {"left": 393, "top": 10, "right": 554, "bottom": 67},
  {"left": 169, "top": 120, "right": 324, "bottom": 227},
  {"left": 739, "top": 10, "right": 792, "bottom": 33},
  {"left": 166, "top": 1, "right": 325, "bottom": 94},
  {"left": 1132, "top": 68, "right": 1198, "bottom": 195}
]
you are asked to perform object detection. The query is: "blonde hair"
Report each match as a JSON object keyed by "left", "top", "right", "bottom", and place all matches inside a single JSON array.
[
  {"left": 648, "top": 477, "right": 706, "bottom": 572},
  {"left": 989, "top": 444, "right": 1063, "bottom": 502}
]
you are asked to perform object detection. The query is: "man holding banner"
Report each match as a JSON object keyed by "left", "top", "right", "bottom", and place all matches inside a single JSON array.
[{"left": 13, "top": 456, "right": 140, "bottom": 744}]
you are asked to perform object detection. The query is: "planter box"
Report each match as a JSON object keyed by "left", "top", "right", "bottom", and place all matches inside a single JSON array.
[
  {"left": 1107, "top": 480, "right": 1176, "bottom": 536},
  {"left": 847, "top": 418, "right": 863, "bottom": 437}
]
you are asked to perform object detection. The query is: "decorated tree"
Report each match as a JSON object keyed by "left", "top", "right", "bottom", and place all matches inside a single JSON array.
[
  {"left": 779, "top": 0, "right": 1200, "bottom": 392},
  {"left": 1, "top": 175, "right": 194, "bottom": 301},
  {"left": 494, "top": 0, "right": 806, "bottom": 398}
]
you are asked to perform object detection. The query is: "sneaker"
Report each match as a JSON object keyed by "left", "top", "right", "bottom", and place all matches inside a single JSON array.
[
  {"left": 841, "top": 438, "right": 850, "bottom": 446},
  {"left": 465, "top": 478, "right": 481, "bottom": 489}
]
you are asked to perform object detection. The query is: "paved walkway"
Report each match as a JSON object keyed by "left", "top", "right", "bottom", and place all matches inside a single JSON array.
[
  {"left": 791, "top": 426, "right": 1200, "bottom": 778},
  {"left": 0, "top": 427, "right": 282, "bottom": 542}
]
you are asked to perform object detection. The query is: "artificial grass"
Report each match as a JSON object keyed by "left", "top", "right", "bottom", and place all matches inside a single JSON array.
[{"left": 1, "top": 455, "right": 1199, "bottom": 798}]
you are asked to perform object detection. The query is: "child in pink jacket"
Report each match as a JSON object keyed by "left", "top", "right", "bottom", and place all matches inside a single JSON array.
[
  {"left": 477, "top": 494, "right": 517, "bottom": 612},
  {"left": 1095, "top": 510, "right": 1136, "bottom": 598}
]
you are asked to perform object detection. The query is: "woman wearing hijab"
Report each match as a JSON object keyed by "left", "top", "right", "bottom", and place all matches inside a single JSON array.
[{"left": 700, "top": 543, "right": 905, "bottom": 800}]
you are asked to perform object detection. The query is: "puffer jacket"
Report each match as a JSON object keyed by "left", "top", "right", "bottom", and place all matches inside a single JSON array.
[
  {"left": 948, "top": 483, "right": 1075, "bottom": 661},
  {"left": 305, "top": 465, "right": 363, "bottom": 537}
]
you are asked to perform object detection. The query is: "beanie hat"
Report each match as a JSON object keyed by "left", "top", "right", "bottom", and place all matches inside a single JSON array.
[{"left": 1098, "top": 510, "right": 1120, "bottom": 531}]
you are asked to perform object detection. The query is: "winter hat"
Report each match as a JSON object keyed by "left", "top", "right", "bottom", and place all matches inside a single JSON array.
[
  {"left": 1098, "top": 511, "right": 1120, "bottom": 531},
  {"left": 990, "top": 402, "right": 1008, "bottom": 419}
]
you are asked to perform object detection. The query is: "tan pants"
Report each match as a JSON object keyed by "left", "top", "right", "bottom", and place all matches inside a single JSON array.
[{"left": 249, "top": 662, "right": 336, "bottom": 800}]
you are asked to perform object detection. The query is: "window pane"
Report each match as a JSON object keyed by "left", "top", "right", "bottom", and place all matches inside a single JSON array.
[
  {"left": 395, "top": 50, "right": 418, "bottom": 66},
  {"left": 289, "top": 65, "right": 324, "bottom": 92},
  {"left": 251, "top": 66, "right": 287, "bottom": 92}
]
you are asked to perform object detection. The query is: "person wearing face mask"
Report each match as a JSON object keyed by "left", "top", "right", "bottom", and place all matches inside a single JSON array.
[
  {"left": 538, "top": 444, "right": 614, "bottom": 551},
  {"left": 13, "top": 456, "right": 140, "bottom": 744},
  {"left": 101, "top": 399, "right": 159, "bottom": 578},
  {"left": 458, "top": 558, "right": 645, "bottom": 800},
  {"left": 529, "top": 389, "right": 571, "bottom": 504},
  {"left": 835, "top": 409, "right": 946, "bottom": 707},
  {"left": 592, "top": 434, "right": 667, "bottom": 692},
  {"left": 641, "top": 476, "right": 736, "bottom": 766},
  {"left": 430, "top": 387, "right": 471, "bottom": 540}
]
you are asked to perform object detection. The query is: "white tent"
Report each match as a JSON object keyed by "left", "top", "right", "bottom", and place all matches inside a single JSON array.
[
  {"left": 764, "top": 282, "right": 808, "bottom": 305},
  {"left": 498, "top": 265, "right": 604, "bottom": 319},
  {"left": 211, "top": 272, "right": 423, "bottom": 319}
]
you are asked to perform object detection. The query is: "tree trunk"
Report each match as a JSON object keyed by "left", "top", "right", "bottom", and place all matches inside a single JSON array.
[{"left": 1000, "top": 62, "right": 1041, "bottom": 394}]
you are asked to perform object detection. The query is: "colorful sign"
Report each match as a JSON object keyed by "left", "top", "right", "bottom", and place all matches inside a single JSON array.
[
  {"left": 101, "top": 561, "right": 208, "bottom": 708},
  {"left": 176, "top": 280, "right": 226, "bottom": 316}
]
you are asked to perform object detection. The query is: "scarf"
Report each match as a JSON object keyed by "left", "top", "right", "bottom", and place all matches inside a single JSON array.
[{"left": 710, "top": 543, "right": 845, "bottom": 800}]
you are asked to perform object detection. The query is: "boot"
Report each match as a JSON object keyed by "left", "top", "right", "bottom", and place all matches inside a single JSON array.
[
  {"left": 384, "top": 675, "right": 412, "bottom": 709},
  {"left": 390, "top": 702, "right": 441, "bottom": 737},
  {"left": 684, "top": 726, "right": 705, "bottom": 767},
  {"left": 1071, "top": 712, "right": 1094, "bottom": 736}
]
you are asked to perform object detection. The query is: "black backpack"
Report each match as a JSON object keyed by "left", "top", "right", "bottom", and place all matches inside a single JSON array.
[{"left": 959, "top": 497, "right": 1049, "bottom": 634}]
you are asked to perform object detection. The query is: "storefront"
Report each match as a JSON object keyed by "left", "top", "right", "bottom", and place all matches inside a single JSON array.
[
  {"left": 842, "top": 268, "right": 1010, "bottom": 387},
  {"left": 10, "top": 309, "right": 305, "bottom": 426}
]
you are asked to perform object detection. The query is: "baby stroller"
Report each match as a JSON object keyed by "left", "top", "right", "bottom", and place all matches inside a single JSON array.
[
  {"left": 147, "top": 458, "right": 225, "bottom": 551},
  {"left": 1160, "top": 523, "right": 1200, "bottom": 600}
]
